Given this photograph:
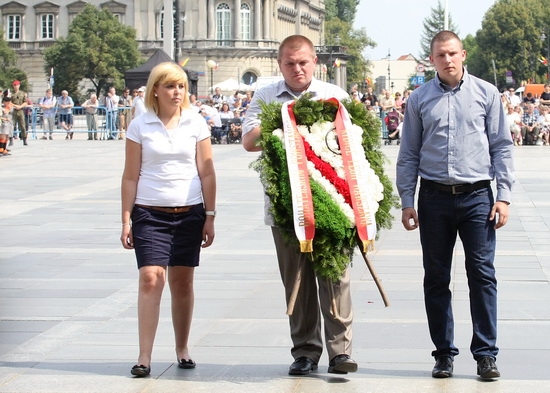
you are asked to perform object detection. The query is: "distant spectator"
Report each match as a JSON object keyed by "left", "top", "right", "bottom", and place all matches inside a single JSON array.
[
  {"left": 132, "top": 86, "right": 147, "bottom": 120},
  {"left": 520, "top": 103, "right": 540, "bottom": 145},
  {"left": 211, "top": 87, "right": 226, "bottom": 108},
  {"left": 118, "top": 88, "right": 132, "bottom": 140},
  {"left": 11, "top": 80, "right": 27, "bottom": 145},
  {"left": 58, "top": 90, "right": 75, "bottom": 140},
  {"left": 241, "top": 91, "right": 253, "bottom": 114},
  {"left": 540, "top": 84, "right": 550, "bottom": 106},
  {"left": 394, "top": 92, "right": 403, "bottom": 108},
  {"left": 536, "top": 105, "right": 550, "bottom": 145},
  {"left": 82, "top": 93, "right": 100, "bottom": 140},
  {"left": 508, "top": 88, "right": 521, "bottom": 107},
  {"left": 506, "top": 105, "right": 522, "bottom": 145},
  {"left": 522, "top": 92, "right": 536, "bottom": 105},
  {"left": 227, "top": 91, "right": 241, "bottom": 109},
  {"left": 38, "top": 88, "right": 57, "bottom": 140}
]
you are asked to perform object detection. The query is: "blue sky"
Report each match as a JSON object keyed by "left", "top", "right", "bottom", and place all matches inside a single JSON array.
[{"left": 355, "top": 0, "right": 497, "bottom": 60}]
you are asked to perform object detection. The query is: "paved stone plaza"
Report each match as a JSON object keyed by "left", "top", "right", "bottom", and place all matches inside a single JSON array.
[{"left": 1, "top": 133, "right": 549, "bottom": 392}]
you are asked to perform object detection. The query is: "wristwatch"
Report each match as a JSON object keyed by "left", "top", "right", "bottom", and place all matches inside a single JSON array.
[{"left": 205, "top": 210, "right": 216, "bottom": 217}]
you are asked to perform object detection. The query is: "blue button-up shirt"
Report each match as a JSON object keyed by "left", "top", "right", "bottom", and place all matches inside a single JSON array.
[{"left": 396, "top": 70, "right": 514, "bottom": 209}]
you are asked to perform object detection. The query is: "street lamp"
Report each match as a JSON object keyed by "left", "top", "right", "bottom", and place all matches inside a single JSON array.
[
  {"left": 387, "top": 49, "right": 391, "bottom": 92},
  {"left": 540, "top": 30, "right": 550, "bottom": 82},
  {"left": 206, "top": 59, "right": 217, "bottom": 95}
]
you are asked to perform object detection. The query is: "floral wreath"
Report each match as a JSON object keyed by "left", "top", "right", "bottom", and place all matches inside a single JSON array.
[{"left": 251, "top": 94, "right": 399, "bottom": 282}]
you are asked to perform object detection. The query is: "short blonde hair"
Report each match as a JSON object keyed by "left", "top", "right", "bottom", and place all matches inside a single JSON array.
[{"left": 144, "top": 62, "right": 190, "bottom": 114}]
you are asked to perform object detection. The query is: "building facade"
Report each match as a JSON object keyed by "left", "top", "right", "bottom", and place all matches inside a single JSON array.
[
  {"left": 0, "top": 0, "right": 344, "bottom": 100},
  {"left": 369, "top": 54, "right": 422, "bottom": 95}
]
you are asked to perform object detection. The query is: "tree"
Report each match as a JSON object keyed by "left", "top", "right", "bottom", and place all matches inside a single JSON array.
[
  {"left": 467, "top": 0, "right": 550, "bottom": 88},
  {"left": 325, "top": 0, "right": 360, "bottom": 24},
  {"left": 419, "top": 0, "right": 459, "bottom": 59},
  {"left": 43, "top": 4, "right": 141, "bottom": 100},
  {"left": 324, "top": 18, "right": 376, "bottom": 91},
  {"left": 324, "top": 0, "right": 376, "bottom": 90},
  {"left": 0, "top": 31, "right": 28, "bottom": 91}
]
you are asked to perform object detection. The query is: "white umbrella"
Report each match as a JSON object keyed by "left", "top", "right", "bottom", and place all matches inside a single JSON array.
[
  {"left": 238, "top": 82, "right": 255, "bottom": 91},
  {"left": 212, "top": 78, "right": 241, "bottom": 92}
]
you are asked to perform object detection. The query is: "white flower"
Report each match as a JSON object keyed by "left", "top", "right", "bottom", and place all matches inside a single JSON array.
[{"left": 274, "top": 119, "right": 384, "bottom": 222}]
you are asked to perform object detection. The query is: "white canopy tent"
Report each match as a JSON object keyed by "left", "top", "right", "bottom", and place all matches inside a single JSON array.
[{"left": 212, "top": 78, "right": 254, "bottom": 92}]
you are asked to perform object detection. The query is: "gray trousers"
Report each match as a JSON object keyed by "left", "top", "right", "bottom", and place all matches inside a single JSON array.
[{"left": 271, "top": 227, "right": 353, "bottom": 363}]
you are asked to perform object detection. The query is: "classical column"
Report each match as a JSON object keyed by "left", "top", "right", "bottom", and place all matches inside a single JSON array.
[
  {"left": 254, "top": 0, "right": 262, "bottom": 40},
  {"left": 196, "top": 0, "right": 207, "bottom": 39},
  {"left": 262, "top": 0, "right": 270, "bottom": 40},
  {"left": 234, "top": 0, "right": 241, "bottom": 41},
  {"left": 147, "top": 0, "right": 155, "bottom": 41},
  {"left": 208, "top": 0, "right": 215, "bottom": 39},
  {"left": 335, "top": 66, "right": 342, "bottom": 89},
  {"left": 163, "top": 0, "right": 174, "bottom": 57}
]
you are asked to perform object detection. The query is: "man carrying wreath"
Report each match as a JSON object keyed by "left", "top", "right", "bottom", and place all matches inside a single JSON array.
[{"left": 242, "top": 35, "right": 358, "bottom": 376}]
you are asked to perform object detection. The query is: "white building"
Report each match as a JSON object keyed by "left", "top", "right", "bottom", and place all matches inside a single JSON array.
[
  {"left": 0, "top": 0, "right": 344, "bottom": 100},
  {"left": 369, "top": 54, "right": 423, "bottom": 94}
]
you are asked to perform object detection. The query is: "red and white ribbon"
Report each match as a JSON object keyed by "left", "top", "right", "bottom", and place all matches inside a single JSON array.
[
  {"left": 281, "top": 101, "right": 315, "bottom": 252},
  {"left": 329, "top": 98, "right": 377, "bottom": 252}
]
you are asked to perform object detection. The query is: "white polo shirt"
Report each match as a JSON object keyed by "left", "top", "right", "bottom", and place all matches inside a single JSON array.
[{"left": 127, "top": 109, "right": 210, "bottom": 206}]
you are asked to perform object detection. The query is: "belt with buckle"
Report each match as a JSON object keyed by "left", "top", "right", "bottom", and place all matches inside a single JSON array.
[
  {"left": 420, "top": 179, "right": 491, "bottom": 195},
  {"left": 135, "top": 204, "right": 200, "bottom": 214}
]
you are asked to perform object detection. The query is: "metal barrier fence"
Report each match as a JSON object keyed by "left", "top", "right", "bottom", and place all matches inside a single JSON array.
[{"left": 16, "top": 106, "right": 133, "bottom": 140}]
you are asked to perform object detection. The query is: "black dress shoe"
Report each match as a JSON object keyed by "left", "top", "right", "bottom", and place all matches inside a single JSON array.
[
  {"left": 477, "top": 356, "right": 500, "bottom": 379},
  {"left": 328, "top": 354, "right": 358, "bottom": 374},
  {"left": 178, "top": 358, "right": 196, "bottom": 369},
  {"left": 131, "top": 364, "right": 150, "bottom": 377},
  {"left": 432, "top": 356, "right": 453, "bottom": 378},
  {"left": 288, "top": 356, "right": 318, "bottom": 375}
]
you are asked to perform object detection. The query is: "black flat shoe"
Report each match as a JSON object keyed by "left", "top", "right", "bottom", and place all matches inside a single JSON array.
[
  {"left": 477, "top": 356, "right": 500, "bottom": 379},
  {"left": 288, "top": 356, "right": 318, "bottom": 375},
  {"left": 131, "top": 364, "right": 150, "bottom": 377},
  {"left": 328, "top": 354, "right": 358, "bottom": 374},
  {"left": 178, "top": 358, "right": 196, "bottom": 369},
  {"left": 432, "top": 356, "right": 453, "bottom": 378}
]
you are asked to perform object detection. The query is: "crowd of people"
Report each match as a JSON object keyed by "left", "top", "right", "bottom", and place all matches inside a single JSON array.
[
  {"left": 0, "top": 83, "right": 148, "bottom": 153},
  {"left": 0, "top": 81, "right": 248, "bottom": 156},
  {"left": 349, "top": 84, "right": 410, "bottom": 143},
  {"left": 502, "top": 84, "right": 550, "bottom": 146},
  {"left": 193, "top": 86, "right": 248, "bottom": 144}
]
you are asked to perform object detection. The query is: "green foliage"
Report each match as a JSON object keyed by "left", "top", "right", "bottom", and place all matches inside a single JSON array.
[
  {"left": 43, "top": 4, "right": 141, "bottom": 100},
  {"left": 324, "top": 18, "right": 376, "bottom": 91},
  {"left": 250, "top": 94, "right": 399, "bottom": 281},
  {"left": 467, "top": 0, "right": 550, "bottom": 88},
  {"left": 0, "top": 30, "right": 27, "bottom": 91},
  {"left": 419, "top": 0, "right": 459, "bottom": 59},
  {"left": 324, "top": 0, "right": 360, "bottom": 24}
]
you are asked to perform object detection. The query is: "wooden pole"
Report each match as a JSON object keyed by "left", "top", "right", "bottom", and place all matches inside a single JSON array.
[{"left": 357, "top": 239, "right": 390, "bottom": 307}]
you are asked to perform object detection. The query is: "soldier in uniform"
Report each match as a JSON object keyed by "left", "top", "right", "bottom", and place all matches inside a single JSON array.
[{"left": 11, "top": 80, "right": 28, "bottom": 146}]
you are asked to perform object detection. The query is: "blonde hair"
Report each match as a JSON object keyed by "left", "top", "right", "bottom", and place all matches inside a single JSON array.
[{"left": 144, "top": 62, "right": 190, "bottom": 114}]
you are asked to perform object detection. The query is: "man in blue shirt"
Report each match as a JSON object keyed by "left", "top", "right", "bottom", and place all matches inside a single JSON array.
[{"left": 396, "top": 31, "right": 514, "bottom": 381}]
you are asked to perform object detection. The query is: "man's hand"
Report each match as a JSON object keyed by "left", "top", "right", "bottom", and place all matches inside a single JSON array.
[
  {"left": 401, "top": 207, "right": 419, "bottom": 231},
  {"left": 491, "top": 201, "right": 509, "bottom": 229}
]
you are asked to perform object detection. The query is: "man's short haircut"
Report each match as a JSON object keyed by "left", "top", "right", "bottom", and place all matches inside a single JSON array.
[
  {"left": 278, "top": 35, "right": 315, "bottom": 61},
  {"left": 430, "top": 30, "right": 462, "bottom": 54}
]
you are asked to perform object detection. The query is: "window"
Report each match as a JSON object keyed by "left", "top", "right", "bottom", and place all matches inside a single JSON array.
[
  {"left": 7, "top": 15, "right": 21, "bottom": 40},
  {"left": 216, "top": 3, "right": 231, "bottom": 46},
  {"left": 40, "top": 14, "right": 54, "bottom": 39},
  {"left": 240, "top": 3, "right": 251, "bottom": 40}
]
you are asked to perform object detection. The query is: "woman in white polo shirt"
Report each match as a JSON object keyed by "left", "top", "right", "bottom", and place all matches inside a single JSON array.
[{"left": 120, "top": 62, "right": 216, "bottom": 377}]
